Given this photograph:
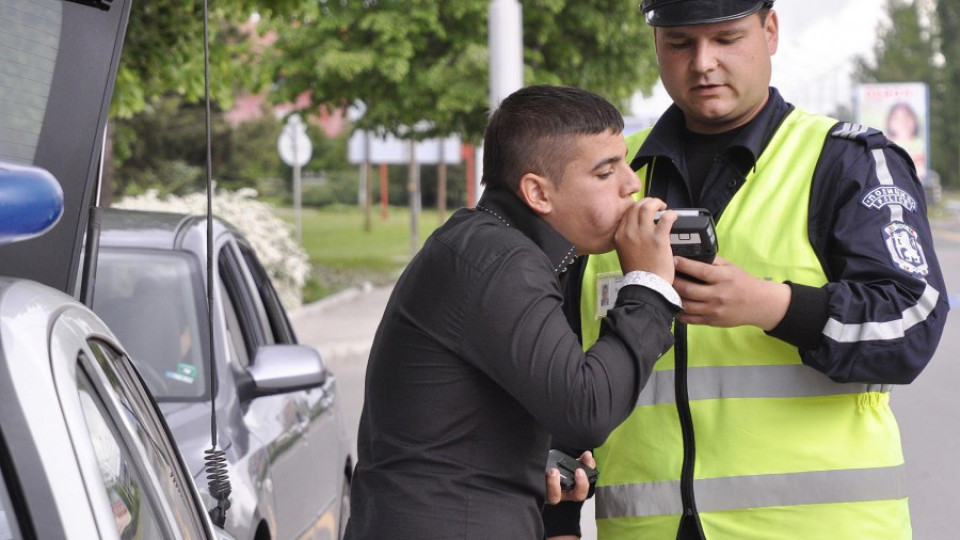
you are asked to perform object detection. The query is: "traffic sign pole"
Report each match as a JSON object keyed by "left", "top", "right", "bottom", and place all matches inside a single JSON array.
[{"left": 278, "top": 114, "right": 312, "bottom": 244}]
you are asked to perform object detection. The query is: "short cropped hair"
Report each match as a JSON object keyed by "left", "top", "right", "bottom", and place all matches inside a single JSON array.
[{"left": 481, "top": 85, "right": 624, "bottom": 191}]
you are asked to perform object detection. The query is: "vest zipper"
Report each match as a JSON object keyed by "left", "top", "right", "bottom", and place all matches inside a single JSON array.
[{"left": 675, "top": 322, "right": 706, "bottom": 539}]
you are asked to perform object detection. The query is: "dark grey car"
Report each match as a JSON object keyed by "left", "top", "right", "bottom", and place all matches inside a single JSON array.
[{"left": 92, "top": 209, "right": 352, "bottom": 540}]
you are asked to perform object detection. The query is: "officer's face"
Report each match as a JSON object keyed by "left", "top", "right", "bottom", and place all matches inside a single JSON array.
[
  {"left": 654, "top": 10, "right": 779, "bottom": 134},
  {"left": 538, "top": 130, "right": 640, "bottom": 255}
]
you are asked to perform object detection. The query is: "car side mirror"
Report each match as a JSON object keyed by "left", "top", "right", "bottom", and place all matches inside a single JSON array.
[
  {"left": 0, "top": 161, "right": 64, "bottom": 245},
  {"left": 237, "top": 344, "right": 328, "bottom": 401}
]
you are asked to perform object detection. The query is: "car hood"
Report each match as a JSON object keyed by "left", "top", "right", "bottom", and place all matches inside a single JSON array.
[{"left": 0, "top": 0, "right": 132, "bottom": 294}]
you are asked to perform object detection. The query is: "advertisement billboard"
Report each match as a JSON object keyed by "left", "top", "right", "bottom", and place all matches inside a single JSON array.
[{"left": 854, "top": 82, "right": 930, "bottom": 178}]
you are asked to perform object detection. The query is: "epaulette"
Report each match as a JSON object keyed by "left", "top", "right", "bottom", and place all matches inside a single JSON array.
[{"left": 830, "top": 122, "right": 886, "bottom": 149}]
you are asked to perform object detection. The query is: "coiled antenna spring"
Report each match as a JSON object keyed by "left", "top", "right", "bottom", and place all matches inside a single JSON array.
[{"left": 205, "top": 445, "right": 232, "bottom": 526}]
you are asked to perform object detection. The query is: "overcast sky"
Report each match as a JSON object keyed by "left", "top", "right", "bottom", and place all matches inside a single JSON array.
[{"left": 631, "top": 0, "right": 889, "bottom": 117}]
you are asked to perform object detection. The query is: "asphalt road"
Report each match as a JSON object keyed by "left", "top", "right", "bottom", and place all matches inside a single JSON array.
[{"left": 291, "top": 219, "right": 960, "bottom": 540}]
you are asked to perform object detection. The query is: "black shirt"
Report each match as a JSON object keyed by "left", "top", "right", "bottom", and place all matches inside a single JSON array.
[{"left": 344, "top": 188, "right": 678, "bottom": 540}]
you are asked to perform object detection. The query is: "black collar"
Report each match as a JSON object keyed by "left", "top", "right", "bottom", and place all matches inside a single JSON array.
[
  {"left": 631, "top": 87, "right": 793, "bottom": 173},
  {"left": 476, "top": 188, "right": 578, "bottom": 275}
]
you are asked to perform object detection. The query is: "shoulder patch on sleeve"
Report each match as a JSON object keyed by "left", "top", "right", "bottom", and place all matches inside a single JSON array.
[
  {"left": 883, "top": 222, "right": 929, "bottom": 276},
  {"left": 830, "top": 122, "right": 886, "bottom": 149}
]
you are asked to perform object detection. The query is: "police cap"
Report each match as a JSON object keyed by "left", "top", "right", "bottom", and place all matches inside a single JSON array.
[{"left": 640, "top": 0, "right": 773, "bottom": 27}]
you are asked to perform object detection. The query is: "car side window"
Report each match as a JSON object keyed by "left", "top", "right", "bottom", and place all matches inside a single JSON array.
[
  {"left": 84, "top": 341, "right": 208, "bottom": 540},
  {"left": 237, "top": 243, "right": 297, "bottom": 345},
  {"left": 218, "top": 244, "right": 265, "bottom": 360},
  {"left": 75, "top": 369, "right": 166, "bottom": 539},
  {"left": 218, "top": 278, "right": 251, "bottom": 369}
]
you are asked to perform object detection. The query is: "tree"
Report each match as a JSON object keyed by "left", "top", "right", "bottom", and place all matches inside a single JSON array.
[
  {"left": 264, "top": 0, "right": 660, "bottom": 143},
  {"left": 112, "top": 0, "right": 302, "bottom": 119},
  {"left": 853, "top": 0, "right": 959, "bottom": 189},
  {"left": 934, "top": 0, "right": 960, "bottom": 190},
  {"left": 108, "top": 1, "right": 284, "bottom": 202}
]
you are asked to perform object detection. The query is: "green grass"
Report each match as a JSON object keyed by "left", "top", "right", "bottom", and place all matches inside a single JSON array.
[{"left": 275, "top": 204, "right": 449, "bottom": 302}]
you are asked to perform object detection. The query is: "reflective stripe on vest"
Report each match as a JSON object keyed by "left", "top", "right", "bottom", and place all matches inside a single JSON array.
[
  {"left": 583, "top": 109, "right": 911, "bottom": 539},
  {"left": 596, "top": 464, "right": 907, "bottom": 518},
  {"left": 635, "top": 364, "right": 891, "bottom": 407}
]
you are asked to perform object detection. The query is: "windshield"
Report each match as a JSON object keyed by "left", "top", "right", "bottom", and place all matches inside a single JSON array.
[{"left": 93, "top": 249, "right": 209, "bottom": 401}]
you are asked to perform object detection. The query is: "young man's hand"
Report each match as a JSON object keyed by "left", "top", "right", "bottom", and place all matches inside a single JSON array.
[
  {"left": 614, "top": 197, "right": 676, "bottom": 283},
  {"left": 545, "top": 451, "right": 596, "bottom": 505}
]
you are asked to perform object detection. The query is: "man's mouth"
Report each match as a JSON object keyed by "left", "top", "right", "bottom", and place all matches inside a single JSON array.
[{"left": 692, "top": 83, "right": 722, "bottom": 92}]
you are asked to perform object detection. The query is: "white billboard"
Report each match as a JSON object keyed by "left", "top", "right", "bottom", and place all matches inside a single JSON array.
[{"left": 348, "top": 131, "right": 462, "bottom": 165}]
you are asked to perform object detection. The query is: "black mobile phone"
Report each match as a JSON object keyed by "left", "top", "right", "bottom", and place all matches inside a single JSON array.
[
  {"left": 545, "top": 449, "right": 598, "bottom": 491},
  {"left": 655, "top": 208, "right": 718, "bottom": 264}
]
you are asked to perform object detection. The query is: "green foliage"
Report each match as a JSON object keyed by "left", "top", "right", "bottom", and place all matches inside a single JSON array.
[
  {"left": 300, "top": 171, "right": 362, "bottom": 208},
  {"left": 115, "top": 4, "right": 245, "bottom": 118},
  {"left": 296, "top": 163, "right": 470, "bottom": 210},
  {"left": 112, "top": 95, "right": 362, "bottom": 200},
  {"left": 854, "top": 0, "right": 960, "bottom": 189},
  {"left": 934, "top": 0, "right": 960, "bottom": 190},
  {"left": 264, "top": 0, "right": 658, "bottom": 142},
  {"left": 112, "top": 0, "right": 308, "bottom": 119},
  {"left": 112, "top": 96, "right": 280, "bottom": 197},
  {"left": 109, "top": 0, "right": 659, "bottom": 199}
]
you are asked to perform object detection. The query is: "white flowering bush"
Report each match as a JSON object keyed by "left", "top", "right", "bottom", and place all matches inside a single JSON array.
[{"left": 114, "top": 187, "right": 310, "bottom": 310}]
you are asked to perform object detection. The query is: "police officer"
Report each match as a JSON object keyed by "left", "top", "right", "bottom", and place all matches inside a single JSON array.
[{"left": 544, "top": 1, "right": 950, "bottom": 539}]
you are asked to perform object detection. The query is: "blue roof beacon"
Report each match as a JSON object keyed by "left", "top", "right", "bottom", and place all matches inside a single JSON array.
[{"left": 0, "top": 161, "right": 64, "bottom": 245}]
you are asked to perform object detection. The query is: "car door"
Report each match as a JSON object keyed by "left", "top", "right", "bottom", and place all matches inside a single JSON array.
[
  {"left": 218, "top": 239, "right": 325, "bottom": 539},
  {"left": 235, "top": 242, "right": 345, "bottom": 537}
]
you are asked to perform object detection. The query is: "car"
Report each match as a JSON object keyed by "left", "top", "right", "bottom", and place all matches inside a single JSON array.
[
  {"left": 0, "top": 163, "right": 238, "bottom": 540},
  {"left": 1, "top": 1, "right": 343, "bottom": 538},
  {"left": 90, "top": 208, "right": 353, "bottom": 540}
]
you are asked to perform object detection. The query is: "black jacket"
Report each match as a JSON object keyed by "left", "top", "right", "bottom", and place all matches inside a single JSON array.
[{"left": 344, "top": 188, "right": 678, "bottom": 540}]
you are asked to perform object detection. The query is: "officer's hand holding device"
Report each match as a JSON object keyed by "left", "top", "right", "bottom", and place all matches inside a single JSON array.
[
  {"left": 545, "top": 449, "right": 598, "bottom": 492},
  {"left": 654, "top": 208, "right": 718, "bottom": 263}
]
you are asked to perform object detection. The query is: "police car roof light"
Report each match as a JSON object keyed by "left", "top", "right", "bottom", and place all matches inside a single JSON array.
[{"left": 0, "top": 161, "right": 65, "bottom": 245}]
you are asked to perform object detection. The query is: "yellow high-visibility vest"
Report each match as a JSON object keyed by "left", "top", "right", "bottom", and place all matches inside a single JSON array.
[{"left": 581, "top": 109, "right": 910, "bottom": 539}]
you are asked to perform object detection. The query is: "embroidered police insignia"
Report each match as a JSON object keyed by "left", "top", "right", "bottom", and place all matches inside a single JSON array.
[
  {"left": 883, "top": 222, "right": 929, "bottom": 276},
  {"left": 861, "top": 186, "right": 918, "bottom": 213}
]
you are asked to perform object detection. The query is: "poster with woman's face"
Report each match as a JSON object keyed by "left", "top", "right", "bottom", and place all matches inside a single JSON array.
[{"left": 855, "top": 83, "right": 929, "bottom": 178}]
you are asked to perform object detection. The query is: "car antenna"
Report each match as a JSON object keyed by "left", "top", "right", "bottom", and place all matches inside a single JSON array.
[{"left": 200, "top": 0, "right": 232, "bottom": 528}]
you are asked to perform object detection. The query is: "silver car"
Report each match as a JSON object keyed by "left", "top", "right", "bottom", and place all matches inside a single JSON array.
[
  {"left": 0, "top": 0, "right": 348, "bottom": 537},
  {"left": 0, "top": 273, "right": 239, "bottom": 540},
  {"left": 91, "top": 209, "right": 352, "bottom": 540},
  {"left": 0, "top": 158, "right": 238, "bottom": 540}
]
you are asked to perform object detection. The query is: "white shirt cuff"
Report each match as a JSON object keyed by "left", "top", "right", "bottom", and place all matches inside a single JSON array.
[{"left": 619, "top": 271, "right": 682, "bottom": 309}]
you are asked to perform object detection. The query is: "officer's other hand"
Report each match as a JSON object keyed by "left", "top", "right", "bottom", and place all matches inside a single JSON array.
[
  {"left": 545, "top": 451, "right": 596, "bottom": 505},
  {"left": 614, "top": 198, "right": 676, "bottom": 283},
  {"left": 673, "top": 256, "right": 790, "bottom": 330}
]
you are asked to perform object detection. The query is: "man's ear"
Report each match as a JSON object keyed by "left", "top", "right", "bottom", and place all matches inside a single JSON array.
[
  {"left": 765, "top": 9, "right": 779, "bottom": 55},
  {"left": 517, "top": 173, "right": 554, "bottom": 216}
]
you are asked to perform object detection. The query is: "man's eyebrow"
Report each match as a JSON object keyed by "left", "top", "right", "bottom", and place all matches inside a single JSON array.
[
  {"left": 591, "top": 155, "right": 622, "bottom": 171},
  {"left": 662, "top": 28, "right": 745, "bottom": 39}
]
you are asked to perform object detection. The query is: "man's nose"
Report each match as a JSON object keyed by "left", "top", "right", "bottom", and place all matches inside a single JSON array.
[
  {"left": 692, "top": 40, "right": 719, "bottom": 74},
  {"left": 622, "top": 168, "right": 641, "bottom": 197}
]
